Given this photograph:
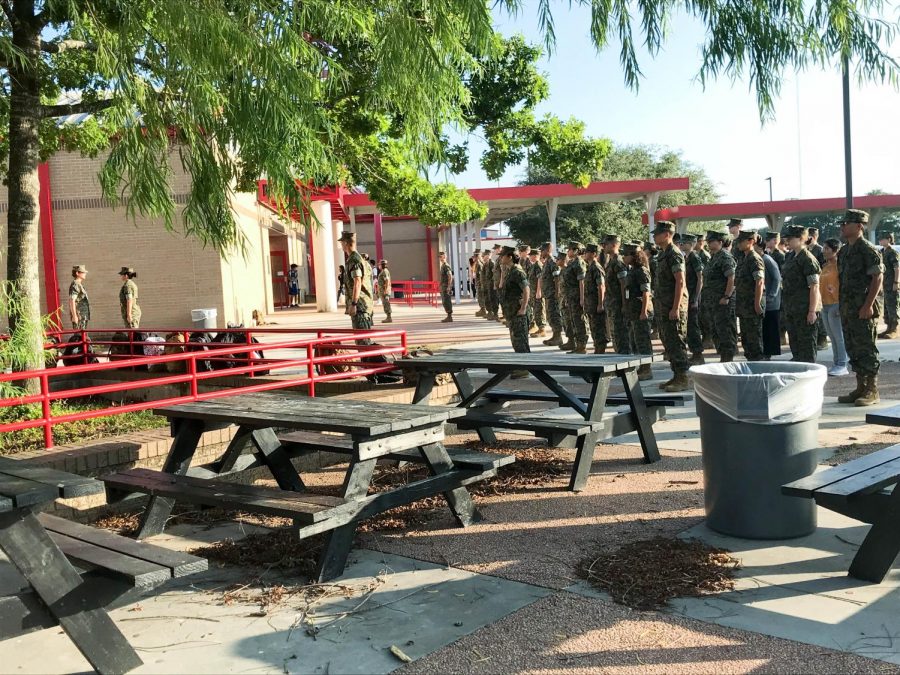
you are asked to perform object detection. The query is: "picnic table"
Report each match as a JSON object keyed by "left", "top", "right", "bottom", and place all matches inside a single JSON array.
[
  {"left": 0, "top": 458, "right": 142, "bottom": 674},
  {"left": 396, "top": 352, "right": 675, "bottom": 491},
  {"left": 103, "top": 392, "right": 513, "bottom": 581}
]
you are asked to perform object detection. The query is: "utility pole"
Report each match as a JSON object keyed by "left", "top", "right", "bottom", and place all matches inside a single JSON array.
[
  {"left": 842, "top": 54, "right": 853, "bottom": 208},
  {"left": 764, "top": 177, "right": 773, "bottom": 201}
]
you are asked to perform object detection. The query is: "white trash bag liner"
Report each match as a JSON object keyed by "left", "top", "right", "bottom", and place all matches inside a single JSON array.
[{"left": 689, "top": 361, "right": 827, "bottom": 425}]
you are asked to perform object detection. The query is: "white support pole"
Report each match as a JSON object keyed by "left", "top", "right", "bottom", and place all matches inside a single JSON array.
[
  {"left": 348, "top": 208, "right": 356, "bottom": 234},
  {"left": 451, "top": 224, "right": 461, "bottom": 303},
  {"left": 644, "top": 192, "right": 660, "bottom": 241},
  {"left": 675, "top": 218, "right": 689, "bottom": 235},
  {"left": 546, "top": 198, "right": 559, "bottom": 252},
  {"left": 310, "top": 201, "right": 338, "bottom": 312},
  {"left": 869, "top": 208, "right": 884, "bottom": 243},
  {"left": 332, "top": 220, "right": 344, "bottom": 282}
]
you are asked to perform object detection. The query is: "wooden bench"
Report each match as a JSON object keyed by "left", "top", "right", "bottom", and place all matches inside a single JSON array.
[
  {"left": 479, "top": 389, "right": 690, "bottom": 408},
  {"left": 782, "top": 444, "right": 900, "bottom": 582}
]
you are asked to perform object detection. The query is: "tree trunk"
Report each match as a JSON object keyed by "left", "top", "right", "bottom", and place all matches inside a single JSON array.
[{"left": 6, "top": 0, "right": 44, "bottom": 385}]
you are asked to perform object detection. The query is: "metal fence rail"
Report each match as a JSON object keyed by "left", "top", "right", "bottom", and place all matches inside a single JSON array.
[
  {"left": 391, "top": 280, "right": 439, "bottom": 308},
  {"left": 0, "top": 327, "right": 407, "bottom": 449}
]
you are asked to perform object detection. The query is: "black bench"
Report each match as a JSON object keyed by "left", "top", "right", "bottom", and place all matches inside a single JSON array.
[
  {"left": 480, "top": 389, "right": 691, "bottom": 408},
  {"left": 782, "top": 444, "right": 900, "bottom": 582}
]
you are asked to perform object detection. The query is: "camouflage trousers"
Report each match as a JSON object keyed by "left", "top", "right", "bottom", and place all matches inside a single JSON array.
[
  {"left": 543, "top": 294, "right": 563, "bottom": 333},
  {"left": 476, "top": 282, "right": 486, "bottom": 311},
  {"left": 784, "top": 312, "right": 818, "bottom": 363},
  {"left": 686, "top": 301, "right": 703, "bottom": 354},
  {"left": 738, "top": 312, "right": 764, "bottom": 361},
  {"left": 841, "top": 313, "right": 879, "bottom": 376},
  {"left": 606, "top": 302, "right": 631, "bottom": 354},
  {"left": 658, "top": 309, "right": 689, "bottom": 375},
  {"left": 441, "top": 288, "right": 453, "bottom": 315},
  {"left": 628, "top": 315, "right": 654, "bottom": 355},
  {"left": 565, "top": 296, "right": 588, "bottom": 344},
  {"left": 381, "top": 294, "right": 392, "bottom": 317},
  {"left": 702, "top": 300, "right": 737, "bottom": 359},
  {"left": 531, "top": 290, "right": 544, "bottom": 329},
  {"left": 72, "top": 318, "right": 89, "bottom": 331},
  {"left": 122, "top": 306, "right": 141, "bottom": 329},
  {"left": 560, "top": 297, "right": 572, "bottom": 339},
  {"left": 884, "top": 290, "right": 899, "bottom": 328},
  {"left": 586, "top": 308, "right": 608, "bottom": 348},
  {"left": 508, "top": 311, "right": 533, "bottom": 353},
  {"left": 700, "top": 302, "right": 715, "bottom": 346}
]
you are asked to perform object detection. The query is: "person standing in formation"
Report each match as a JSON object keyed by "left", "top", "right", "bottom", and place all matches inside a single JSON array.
[
  {"left": 498, "top": 246, "right": 532, "bottom": 378},
  {"left": 679, "top": 234, "right": 705, "bottom": 365},
  {"left": 621, "top": 243, "right": 654, "bottom": 381},
  {"left": 377, "top": 259, "right": 393, "bottom": 323},
  {"left": 653, "top": 221, "right": 690, "bottom": 392},
  {"left": 69, "top": 264, "right": 90, "bottom": 330},
  {"left": 728, "top": 219, "right": 744, "bottom": 266},
  {"left": 339, "top": 231, "right": 373, "bottom": 329},
  {"left": 473, "top": 249, "right": 486, "bottom": 317},
  {"left": 583, "top": 243, "right": 608, "bottom": 354},
  {"left": 837, "top": 209, "right": 883, "bottom": 406},
  {"left": 780, "top": 225, "right": 821, "bottom": 363},
  {"left": 527, "top": 248, "right": 546, "bottom": 337},
  {"left": 480, "top": 249, "right": 495, "bottom": 320},
  {"left": 733, "top": 232, "right": 765, "bottom": 361},
  {"left": 766, "top": 231, "right": 785, "bottom": 267},
  {"left": 701, "top": 231, "right": 737, "bottom": 362},
  {"left": 491, "top": 244, "right": 503, "bottom": 323},
  {"left": 819, "top": 239, "right": 848, "bottom": 376},
  {"left": 603, "top": 234, "right": 631, "bottom": 354},
  {"left": 756, "top": 235, "right": 783, "bottom": 360},
  {"left": 438, "top": 251, "right": 453, "bottom": 323},
  {"left": 118, "top": 267, "right": 142, "bottom": 329},
  {"left": 555, "top": 250, "right": 571, "bottom": 347},
  {"left": 807, "top": 227, "right": 829, "bottom": 350},
  {"left": 878, "top": 232, "right": 899, "bottom": 339},
  {"left": 694, "top": 235, "right": 714, "bottom": 350},
  {"left": 645, "top": 241, "right": 660, "bottom": 341},
  {"left": 539, "top": 242, "right": 564, "bottom": 346},
  {"left": 559, "top": 242, "right": 588, "bottom": 353}
]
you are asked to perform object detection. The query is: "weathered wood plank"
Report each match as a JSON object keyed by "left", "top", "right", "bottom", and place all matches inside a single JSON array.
[
  {"left": 250, "top": 428, "right": 306, "bottom": 491},
  {"left": 0, "top": 459, "right": 102, "bottom": 499},
  {"left": 37, "top": 513, "right": 208, "bottom": 578},
  {"left": 816, "top": 460, "right": 900, "bottom": 500},
  {"left": 619, "top": 368, "right": 661, "bottom": 464},
  {"left": 569, "top": 375, "right": 611, "bottom": 492},
  {"left": 418, "top": 442, "right": 480, "bottom": 527},
  {"left": 46, "top": 531, "right": 171, "bottom": 589},
  {"left": 0, "top": 473, "right": 60, "bottom": 509},
  {"left": 848, "top": 484, "right": 900, "bottom": 583},
  {"left": 482, "top": 390, "right": 689, "bottom": 407},
  {"left": 395, "top": 352, "right": 660, "bottom": 374},
  {"left": 865, "top": 406, "right": 900, "bottom": 427},
  {"left": 782, "top": 444, "right": 900, "bottom": 497}
]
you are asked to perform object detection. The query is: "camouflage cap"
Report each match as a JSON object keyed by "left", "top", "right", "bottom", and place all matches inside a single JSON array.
[
  {"left": 528, "top": 247, "right": 539, "bottom": 255},
  {"left": 492, "top": 243, "right": 502, "bottom": 250},
  {"left": 516, "top": 243, "right": 530, "bottom": 252},
  {"left": 337, "top": 230, "right": 355, "bottom": 243},
  {"left": 473, "top": 248, "right": 481, "bottom": 254},
  {"left": 736, "top": 230, "right": 757, "bottom": 243},
  {"left": 680, "top": 234, "right": 697, "bottom": 243},
  {"left": 556, "top": 250, "right": 567, "bottom": 259},
  {"left": 380, "top": 259, "right": 388, "bottom": 265},
  {"left": 621, "top": 243, "right": 639, "bottom": 255},
  {"left": 643, "top": 241, "right": 656, "bottom": 251},
  {"left": 72, "top": 264, "right": 88, "bottom": 273},
  {"left": 602, "top": 234, "right": 620, "bottom": 244},
  {"left": 783, "top": 224, "right": 807, "bottom": 239},
  {"left": 540, "top": 241, "right": 552, "bottom": 251},
  {"left": 705, "top": 230, "right": 725, "bottom": 242},
  {"left": 584, "top": 243, "right": 600, "bottom": 253},
  {"left": 673, "top": 232, "right": 682, "bottom": 243},
  {"left": 567, "top": 240, "right": 583, "bottom": 251},
  {"left": 728, "top": 218, "right": 743, "bottom": 227},
  {"left": 481, "top": 249, "right": 491, "bottom": 256},
  {"left": 118, "top": 266, "right": 134, "bottom": 275},
  {"left": 843, "top": 209, "right": 869, "bottom": 224},
  {"left": 652, "top": 220, "right": 676, "bottom": 234},
  {"left": 500, "top": 245, "right": 517, "bottom": 256},
  {"left": 764, "top": 231, "right": 780, "bottom": 241}
]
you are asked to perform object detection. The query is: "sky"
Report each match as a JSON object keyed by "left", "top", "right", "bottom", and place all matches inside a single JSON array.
[{"left": 447, "top": 1, "right": 900, "bottom": 205}]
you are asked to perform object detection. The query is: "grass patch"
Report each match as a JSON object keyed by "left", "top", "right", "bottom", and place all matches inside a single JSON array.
[{"left": 0, "top": 399, "right": 168, "bottom": 455}]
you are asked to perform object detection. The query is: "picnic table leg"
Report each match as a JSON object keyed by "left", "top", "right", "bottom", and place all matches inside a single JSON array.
[
  {"left": 452, "top": 370, "right": 497, "bottom": 443},
  {"left": 135, "top": 418, "right": 205, "bottom": 539},
  {"left": 0, "top": 509, "right": 142, "bottom": 675},
  {"left": 848, "top": 484, "right": 900, "bottom": 583},
  {"left": 411, "top": 373, "right": 436, "bottom": 404},
  {"left": 419, "top": 442, "right": 481, "bottom": 526},
  {"left": 315, "top": 458, "right": 378, "bottom": 582},
  {"left": 568, "top": 376, "right": 611, "bottom": 492},
  {"left": 249, "top": 428, "right": 306, "bottom": 491},
  {"left": 619, "top": 368, "right": 661, "bottom": 463}
]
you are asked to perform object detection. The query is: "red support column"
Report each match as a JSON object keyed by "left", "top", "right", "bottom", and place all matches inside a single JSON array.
[
  {"left": 38, "top": 162, "right": 61, "bottom": 325},
  {"left": 374, "top": 212, "right": 384, "bottom": 263},
  {"left": 425, "top": 226, "right": 435, "bottom": 282}
]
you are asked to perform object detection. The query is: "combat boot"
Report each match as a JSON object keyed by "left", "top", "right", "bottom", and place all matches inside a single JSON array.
[
  {"left": 441, "top": 315, "right": 453, "bottom": 323},
  {"left": 475, "top": 309, "right": 486, "bottom": 317},
  {"left": 637, "top": 364, "right": 653, "bottom": 381},
  {"left": 558, "top": 339, "right": 575, "bottom": 351},
  {"left": 855, "top": 375, "right": 880, "bottom": 407},
  {"left": 543, "top": 331, "right": 563, "bottom": 346},
  {"left": 529, "top": 326, "right": 540, "bottom": 337},
  {"left": 658, "top": 376, "right": 675, "bottom": 390},
  {"left": 533, "top": 327, "right": 546, "bottom": 338},
  {"left": 719, "top": 352, "right": 734, "bottom": 363},
  {"left": 382, "top": 316, "right": 393, "bottom": 323},
  {"left": 594, "top": 343, "right": 607, "bottom": 355},
  {"left": 838, "top": 374, "right": 864, "bottom": 404},
  {"left": 690, "top": 352, "right": 706, "bottom": 366},
  {"left": 879, "top": 323, "right": 899, "bottom": 339},
  {"left": 572, "top": 342, "right": 588, "bottom": 354},
  {"left": 664, "top": 373, "right": 691, "bottom": 392}
]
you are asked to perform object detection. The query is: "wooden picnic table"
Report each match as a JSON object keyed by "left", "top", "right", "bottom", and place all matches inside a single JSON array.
[
  {"left": 0, "top": 458, "right": 142, "bottom": 674},
  {"left": 396, "top": 352, "right": 670, "bottom": 491},
  {"left": 104, "top": 392, "right": 512, "bottom": 581}
]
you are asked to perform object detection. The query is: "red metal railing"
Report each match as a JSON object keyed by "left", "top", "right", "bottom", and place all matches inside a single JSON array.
[
  {"left": 391, "top": 280, "right": 440, "bottom": 308},
  {"left": 0, "top": 327, "right": 407, "bottom": 449}
]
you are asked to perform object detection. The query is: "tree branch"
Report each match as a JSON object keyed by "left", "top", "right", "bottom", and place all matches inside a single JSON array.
[
  {"left": 40, "top": 39, "right": 92, "bottom": 54},
  {"left": 0, "top": 0, "right": 14, "bottom": 28},
  {"left": 41, "top": 98, "right": 117, "bottom": 118}
]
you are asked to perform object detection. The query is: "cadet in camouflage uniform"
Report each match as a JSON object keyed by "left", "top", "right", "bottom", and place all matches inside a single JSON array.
[
  {"left": 878, "top": 232, "right": 899, "bottom": 339},
  {"left": 537, "top": 243, "right": 562, "bottom": 346},
  {"left": 781, "top": 225, "right": 821, "bottom": 363},
  {"left": 480, "top": 249, "right": 496, "bottom": 320},
  {"left": 68, "top": 265, "right": 91, "bottom": 330},
  {"left": 340, "top": 231, "right": 374, "bottom": 328},
  {"left": 838, "top": 210, "right": 883, "bottom": 406},
  {"left": 603, "top": 234, "right": 631, "bottom": 354},
  {"left": 728, "top": 219, "right": 744, "bottom": 268},
  {"left": 526, "top": 249, "right": 545, "bottom": 337},
  {"left": 559, "top": 242, "right": 588, "bottom": 353},
  {"left": 491, "top": 244, "right": 503, "bottom": 323},
  {"left": 583, "top": 243, "right": 608, "bottom": 354},
  {"left": 765, "top": 231, "right": 788, "bottom": 346},
  {"left": 694, "top": 236, "right": 713, "bottom": 349},
  {"left": 377, "top": 259, "right": 393, "bottom": 323},
  {"left": 498, "top": 246, "right": 532, "bottom": 359},
  {"left": 118, "top": 267, "right": 141, "bottom": 328},
  {"left": 438, "top": 251, "right": 454, "bottom": 322},
  {"left": 645, "top": 241, "right": 660, "bottom": 340},
  {"left": 556, "top": 250, "right": 572, "bottom": 346},
  {"left": 701, "top": 231, "right": 737, "bottom": 361},
  {"left": 733, "top": 231, "right": 766, "bottom": 361},
  {"left": 473, "top": 249, "right": 486, "bottom": 317},
  {"left": 653, "top": 222, "right": 690, "bottom": 391},
  {"left": 807, "top": 227, "right": 829, "bottom": 350},
  {"left": 679, "top": 235, "right": 705, "bottom": 364},
  {"left": 621, "top": 244, "right": 654, "bottom": 380},
  {"left": 517, "top": 244, "right": 531, "bottom": 276}
]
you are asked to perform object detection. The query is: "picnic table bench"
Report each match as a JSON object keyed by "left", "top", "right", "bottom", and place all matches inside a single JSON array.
[
  {"left": 396, "top": 351, "right": 675, "bottom": 491},
  {"left": 780, "top": 404, "right": 900, "bottom": 583},
  {"left": 0, "top": 457, "right": 206, "bottom": 674},
  {"left": 103, "top": 392, "right": 512, "bottom": 582}
]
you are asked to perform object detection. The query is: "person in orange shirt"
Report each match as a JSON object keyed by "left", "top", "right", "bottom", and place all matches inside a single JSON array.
[{"left": 820, "top": 239, "right": 849, "bottom": 376}]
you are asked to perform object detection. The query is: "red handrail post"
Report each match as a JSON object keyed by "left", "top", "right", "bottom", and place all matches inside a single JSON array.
[
  {"left": 40, "top": 374, "right": 53, "bottom": 449},
  {"left": 306, "top": 343, "right": 316, "bottom": 397},
  {"left": 188, "top": 355, "right": 198, "bottom": 399}
]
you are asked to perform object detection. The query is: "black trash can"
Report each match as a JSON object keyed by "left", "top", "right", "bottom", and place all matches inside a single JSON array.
[{"left": 690, "top": 362, "right": 827, "bottom": 539}]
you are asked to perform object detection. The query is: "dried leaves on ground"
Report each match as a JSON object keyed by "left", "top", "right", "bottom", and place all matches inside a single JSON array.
[{"left": 576, "top": 537, "right": 740, "bottom": 610}]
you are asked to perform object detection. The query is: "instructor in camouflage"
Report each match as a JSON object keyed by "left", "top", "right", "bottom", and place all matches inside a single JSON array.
[
  {"left": 733, "top": 231, "right": 766, "bottom": 361},
  {"left": 603, "top": 234, "right": 631, "bottom": 354},
  {"left": 653, "top": 221, "right": 690, "bottom": 392},
  {"left": 701, "top": 231, "right": 737, "bottom": 362},
  {"left": 780, "top": 225, "right": 821, "bottom": 364},
  {"left": 539, "top": 242, "right": 563, "bottom": 346},
  {"left": 583, "top": 243, "right": 608, "bottom": 353},
  {"left": 560, "top": 241, "right": 588, "bottom": 353}
]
